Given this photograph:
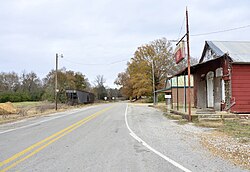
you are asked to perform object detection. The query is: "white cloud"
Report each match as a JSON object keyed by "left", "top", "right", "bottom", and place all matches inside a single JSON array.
[{"left": 0, "top": 0, "right": 250, "bottom": 87}]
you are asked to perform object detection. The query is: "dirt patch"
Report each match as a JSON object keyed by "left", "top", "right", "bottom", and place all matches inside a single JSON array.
[
  {"left": 0, "top": 102, "right": 17, "bottom": 115},
  {"left": 200, "top": 131, "right": 250, "bottom": 170},
  {"left": 0, "top": 102, "right": 71, "bottom": 124},
  {"left": 0, "top": 101, "right": 98, "bottom": 125}
]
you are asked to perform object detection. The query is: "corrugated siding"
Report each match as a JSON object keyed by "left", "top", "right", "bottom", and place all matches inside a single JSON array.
[{"left": 231, "top": 64, "right": 250, "bottom": 113}]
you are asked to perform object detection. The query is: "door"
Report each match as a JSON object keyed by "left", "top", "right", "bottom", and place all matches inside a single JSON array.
[{"left": 207, "top": 71, "right": 214, "bottom": 108}]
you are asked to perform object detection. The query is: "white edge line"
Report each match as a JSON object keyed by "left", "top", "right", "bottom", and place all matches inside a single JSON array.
[
  {"left": 0, "top": 106, "right": 93, "bottom": 135},
  {"left": 125, "top": 104, "right": 192, "bottom": 172}
]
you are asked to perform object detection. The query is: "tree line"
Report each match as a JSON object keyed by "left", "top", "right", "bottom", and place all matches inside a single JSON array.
[
  {"left": 115, "top": 37, "right": 197, "bottom": 101},
  {"left": 0, "top": 69, "right": 120, "bottom": 103}
]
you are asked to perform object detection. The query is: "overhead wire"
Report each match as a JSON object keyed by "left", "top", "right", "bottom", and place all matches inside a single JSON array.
[
  {"left": 191, "top": 24, "right": 250, "bottom": 36},
  {"left": 177, "top": 17, "right": 186, "bottom": 40},
  {"left": 62, "top": 58, "right": 129, "bottom": 66},
  {"left": 62, "top": 24, "right": 250, "bottom": 66}
]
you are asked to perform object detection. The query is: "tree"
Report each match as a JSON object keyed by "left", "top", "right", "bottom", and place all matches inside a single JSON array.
[
  {"left": 0, "top": 72, "right": 20, "bottom": 92},
  {"left": 42, "top": 68, "right": 90, "bottom": 102},
  {"left": 114, "top": 70, "right": 133, "bottom": 99},
  {"left": 20, "top": 71, "right": 43, "bottom": 100},
  {"left": 93, "top": 75, "right": 107, "bottom": 100},
  {"left": 128, "top": 38, "right": 178, "bottom": 98},
  {"left": 115, "top": 37, "right": 197, "bottom": 99}
]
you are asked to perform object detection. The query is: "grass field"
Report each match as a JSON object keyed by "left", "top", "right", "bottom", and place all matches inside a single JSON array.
[{"left": 12, "top": 101, "right": 44, "bottom": 108}]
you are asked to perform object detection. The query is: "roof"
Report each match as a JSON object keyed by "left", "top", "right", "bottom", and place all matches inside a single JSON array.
[
  {"left": 65, "top": 89, "right": 93, "bottom": 94},
  {"left": 201, "top": 41, "right": 250, "bottom": 63},
  {"left": 168, "top": 41, "right": 250, "bottom": 81}
]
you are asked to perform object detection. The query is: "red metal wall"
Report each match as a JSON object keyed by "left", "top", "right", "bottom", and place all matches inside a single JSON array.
[{"left": 231, "top": 64, "right": 250, "bottom": 113}]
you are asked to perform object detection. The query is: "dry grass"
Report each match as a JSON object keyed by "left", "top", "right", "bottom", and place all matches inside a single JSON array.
[
  {"left": 218, "top": 120, "right": 250, "bottom": 139},
  {"left": 0, "top": 102, "right": 17, "bottom": 115},
  {"left": 0, "top": 101, "right": 73, "bottom": 124},
  {"left": 195, "top": 121, "right": 224, "bottom": 128}
]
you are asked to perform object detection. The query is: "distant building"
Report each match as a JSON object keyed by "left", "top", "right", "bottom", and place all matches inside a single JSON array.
[
  {"left": 167, "top": 75, "right": 194, "bottom": 106},
  {"left": 66, "top": 90, "right": 94, "bottom": 105},
  {"left": 156, "top": 75, "right": 194, "bottom": 110}
]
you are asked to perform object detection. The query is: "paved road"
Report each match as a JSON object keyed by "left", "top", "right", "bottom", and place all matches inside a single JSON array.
[{"left": 0, "top": 103, "right": 247, "bottom": 172}]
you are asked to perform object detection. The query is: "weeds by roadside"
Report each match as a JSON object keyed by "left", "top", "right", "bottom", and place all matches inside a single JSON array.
[
  {"left": 219, "top": 120, "right": 250, "bottom": 139},
  {"left": 0, "top": 101, "right": 74, "bottom": 124}
]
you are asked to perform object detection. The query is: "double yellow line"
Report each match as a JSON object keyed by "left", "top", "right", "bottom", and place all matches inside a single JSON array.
[{"left": 0, "top": 106, "right": 113, "bottom": 172}]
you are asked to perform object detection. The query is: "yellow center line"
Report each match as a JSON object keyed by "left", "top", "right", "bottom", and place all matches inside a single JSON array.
[{"left": 0, "top": 105, "right": 114, "bottom": 172}]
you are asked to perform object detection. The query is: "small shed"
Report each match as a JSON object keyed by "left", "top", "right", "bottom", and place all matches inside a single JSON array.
[
  {"left": 192, "top": 41, "right": 250, "bottom": 113},
  {"left": 66, "top": 89, "right": 94, "bottom": 105}
]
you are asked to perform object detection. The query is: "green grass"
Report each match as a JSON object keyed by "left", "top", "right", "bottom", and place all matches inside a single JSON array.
[
  {"left": 12, "top": 101, "right": 44, "bottom": 108},
  {"left": 195, "top": 121, "right": 224, "bottom": 128},
  {"left": 218, "top": 120, "right": 250, "bottom": 138}
]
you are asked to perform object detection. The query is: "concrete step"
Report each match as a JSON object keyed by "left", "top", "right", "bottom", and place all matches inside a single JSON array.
[
  {"left": 223, "top": 118, "right": 236, "bottom": 121},
  {"left": 196, "top": 108, "right": 215, "bottom": 114},
  {"left": 199, "top": 118, "right": 222, "bottom": 122},
  {"left": 199, "top": 114, "right": 222, "bottom": 118},
  {"left": 222, "top": 114, "right": 237, "bottom": 118},
  {"left": 238, "top": 114, "right": 250, "bottom": 119}
]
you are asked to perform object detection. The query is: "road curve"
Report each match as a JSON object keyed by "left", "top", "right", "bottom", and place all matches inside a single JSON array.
[{"left": 0, "top": 103, "right": 247, "bottom": 172}]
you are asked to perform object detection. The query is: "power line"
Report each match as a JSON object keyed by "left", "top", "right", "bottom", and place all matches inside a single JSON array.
[
  {"left": 177, "top": 17, "right": 185, "bottom": 40},
  {"left": 63, "top": 58, "right": 128, "bottom": 66},
  {"left": 191, "top": 24, "right": 250, "bottom": 36}
]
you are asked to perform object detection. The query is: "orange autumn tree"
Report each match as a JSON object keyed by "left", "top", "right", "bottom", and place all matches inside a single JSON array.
[{"left": 116, "top": 37, "right": 187, "bottom": 99}]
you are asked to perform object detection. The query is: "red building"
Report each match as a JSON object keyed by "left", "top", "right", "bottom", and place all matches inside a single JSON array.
[{"left": 192, "top": 41, "right": 250, "bottom": 113}]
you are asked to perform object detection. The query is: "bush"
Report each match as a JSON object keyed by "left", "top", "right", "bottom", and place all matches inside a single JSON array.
[
  {"left": 158, "top": 93, "right": 165, "bottom": 102},
  {"left": 0, "top": 91, "right": 31, "bottom": 103},
  {"left": 145, "top": 96, "right": 153, "bottom": 103}
]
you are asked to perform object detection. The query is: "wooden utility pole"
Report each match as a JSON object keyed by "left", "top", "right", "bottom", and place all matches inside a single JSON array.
[
  {"left": 152, "top": 59, "right": 156, "bottom": 105},
  {"left": 55, "top": 53, "right": 58, "bottom": 111},
  {"left": 186, "top": 7, "right": 192, "bottom": 121},
  {"left": 55, "top": 53, "right": 63, "bottom": 111}
]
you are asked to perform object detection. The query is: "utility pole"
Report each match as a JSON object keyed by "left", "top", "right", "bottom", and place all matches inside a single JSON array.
[
  {"left": 186, "top": 7, "right": 192, "bottom": 122},
  {"left": 55, "top": 53, "right": 63, "bottom": 111},
  {"left": 175, "top": 7, "right": 191, "bottom": 121},
  {"left": 152, "top": 59, "right": 156, "bottom": 105}
]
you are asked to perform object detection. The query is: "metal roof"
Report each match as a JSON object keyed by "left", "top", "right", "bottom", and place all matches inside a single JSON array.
[{"left": 206, "top": 41, "right": 250, "bottom": 63}]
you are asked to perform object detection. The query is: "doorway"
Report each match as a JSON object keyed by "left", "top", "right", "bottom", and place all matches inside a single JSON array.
[{"left": 206, "top": 71, "right": 214, "bottom": 108}]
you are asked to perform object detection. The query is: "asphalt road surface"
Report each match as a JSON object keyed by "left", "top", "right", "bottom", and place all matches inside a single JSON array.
[{"left": 0, "top": 103, "right": 247, "bottom": 172}]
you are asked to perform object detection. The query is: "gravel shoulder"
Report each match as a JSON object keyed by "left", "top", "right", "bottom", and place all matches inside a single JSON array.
[
  {"left": 127, "top": 104, "right": 249, "bottom": 172},
  {"left": 200, "top": 131, "right": 250, "bottom": 170}
]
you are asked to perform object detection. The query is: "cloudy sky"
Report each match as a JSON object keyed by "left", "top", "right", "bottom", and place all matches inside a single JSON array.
[{"left": 1, "top": 0, "right": 250, "bottom": 88}]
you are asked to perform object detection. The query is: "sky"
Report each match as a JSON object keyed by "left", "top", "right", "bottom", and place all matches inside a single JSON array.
[{"left": 0, "top": 0, "right": 250, "bottom": 88}]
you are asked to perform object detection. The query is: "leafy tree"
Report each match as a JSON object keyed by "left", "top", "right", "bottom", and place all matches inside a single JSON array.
[
  {"left": 114, "top": 70, "right": 133, "bottom": 99},
  {"left": 0, "top": 71, "right": 43, "bottom": 102},
  {"left": 20, "top": 71, "right": 43, "bottom": 101},
  {"left": 118, "top": 38, "right": 177, "bottom": 98},
  {"left": 42, "top": 68, "right": 90, "bottom": 102},
  {"left": 115, "top": 37, "right": 197, "bottom": 99}
]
